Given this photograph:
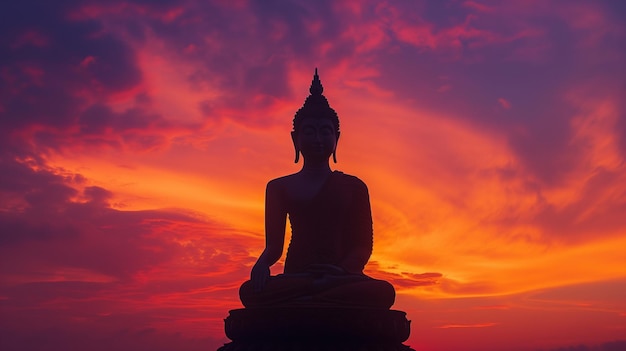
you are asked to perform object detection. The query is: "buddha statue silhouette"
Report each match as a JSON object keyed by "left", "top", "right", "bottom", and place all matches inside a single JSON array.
[{"left": 239, "top": 69, "right": 396, "bottom": 309}]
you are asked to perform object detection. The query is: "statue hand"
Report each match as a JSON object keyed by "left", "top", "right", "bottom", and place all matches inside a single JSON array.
[{"left": 251, "top": 262, "right": 270, "bottom": 292}]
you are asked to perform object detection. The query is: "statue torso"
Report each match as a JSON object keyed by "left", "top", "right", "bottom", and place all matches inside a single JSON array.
[{"left": 272, "top": 171, "right": 373, "bottom": 274}]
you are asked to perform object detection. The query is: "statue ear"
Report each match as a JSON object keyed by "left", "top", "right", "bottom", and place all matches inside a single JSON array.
[
  {"left": 333, "top": 131, "right": 340, "bottom": 163},
  {"left": 291, "top": 131, "right": 300, "bottom": 163}
]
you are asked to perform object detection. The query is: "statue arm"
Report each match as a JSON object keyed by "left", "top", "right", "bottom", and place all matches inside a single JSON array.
[
  {"left": 262, "top": 179, "right": 288, "bottom": 265},
  {"left": 250, "top": 179, "right": 287, "bottom": 291},
  {"left": 339, "top": 178, "right": 373, "bottom": 274}
]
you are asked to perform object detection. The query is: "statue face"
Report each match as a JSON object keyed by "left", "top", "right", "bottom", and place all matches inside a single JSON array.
[{"left": 295, "top": 118, "right": 338, "bottom": 161}]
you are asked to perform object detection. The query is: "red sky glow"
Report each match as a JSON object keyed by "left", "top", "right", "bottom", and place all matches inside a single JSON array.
[{"left": 1, "top": 1, "right": 626, "bottom": 350}]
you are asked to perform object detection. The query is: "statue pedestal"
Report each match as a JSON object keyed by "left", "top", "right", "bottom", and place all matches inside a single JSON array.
[{"left": 218, "top": 307, "right": 415, "bottom": 351}]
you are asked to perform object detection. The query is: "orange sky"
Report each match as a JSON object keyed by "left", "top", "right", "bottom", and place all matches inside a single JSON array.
[{"left": 1, "top": 1, "right": 626, "bottom": 350}]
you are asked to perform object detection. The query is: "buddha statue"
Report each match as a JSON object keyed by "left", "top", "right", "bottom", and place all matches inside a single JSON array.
[{"left": 239, "top": 69, "right": 395, "bottom": 309}]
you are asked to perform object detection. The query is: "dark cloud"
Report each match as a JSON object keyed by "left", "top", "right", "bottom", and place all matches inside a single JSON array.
[
  {"left": 0, "top": 183, "right": 248, "bottom": 282},
  {"left": 0, "top": 147, "right": 251, "bottom": 351},
  {"left": 76, "top": 33, "right": 142, "bottom": 91},
  {"left": 249, "top": 0, "right": 343, "bottom": 56},
  {"left": 108, "top": 0, "right": 364, "bottom": 128},
  {"left": 0, "top": 151, "right": 171, "bottom": 277},
  {"left": 0, "top": 0, "right": 142, "bottom": 94},
  {"left": 1, "top": 0, "right": 342, "bottom": 139},
  {"left": 0, "top": 0, "right": 144, "bottom": 145},
  {"left": 1, "top": 85, "right": 84, "bottom": 131},
  {"left": 507, "top": 102, "right": 583, "bottom": 186}
]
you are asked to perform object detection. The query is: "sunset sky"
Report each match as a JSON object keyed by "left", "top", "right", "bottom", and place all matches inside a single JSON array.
[{"left": 1, "top": 1, "right": 626, "bottom": 350}]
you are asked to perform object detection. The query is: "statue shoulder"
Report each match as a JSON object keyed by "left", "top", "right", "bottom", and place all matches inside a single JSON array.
[
  {"left": 266, "top": 174, "right": 298, "bottom": 192},
  {"left": 334, "top": 171, "right": 369, "bottom": 191}
]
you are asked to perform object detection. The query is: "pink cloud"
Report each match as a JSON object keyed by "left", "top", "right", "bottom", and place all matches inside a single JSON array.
[
  {"left": 370, "top": 3, "right": 544, "bottom": 62},
  {"left": 498, "top": 98, "right": 511, "bottom": 109},
  {"left": 79, "top": 55, "right": 96, "bottom": 68},
  {"left": 462, "top": 1, "right": 495, "bottom": 13},
  {"left": 558, "top": 2, "right": 625, "bottom": 50},
  {"left": 11, "top": 29, "right": 49, "bottom": 48}
]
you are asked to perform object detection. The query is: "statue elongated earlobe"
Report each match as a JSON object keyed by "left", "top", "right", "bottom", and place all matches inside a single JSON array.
[
  {"left": 291, "top": 131, "right": 300, "bottom": 163},
  {"left": 333, "top": 132, "right": 340, "bottom": 163}
]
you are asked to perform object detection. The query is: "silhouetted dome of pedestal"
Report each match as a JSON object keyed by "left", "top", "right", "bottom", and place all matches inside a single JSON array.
[{"left": 217, "top": 307, "right": 415, "bottom": 351}]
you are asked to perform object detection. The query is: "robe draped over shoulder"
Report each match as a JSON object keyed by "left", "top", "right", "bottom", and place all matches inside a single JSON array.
[{"left": 283, "top": 171, "right": 373, "bottom": 274}]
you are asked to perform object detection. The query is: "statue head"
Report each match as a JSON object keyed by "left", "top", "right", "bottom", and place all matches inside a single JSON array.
[{"left": 292, "top": 68, "right": 340, "bottom": 163}]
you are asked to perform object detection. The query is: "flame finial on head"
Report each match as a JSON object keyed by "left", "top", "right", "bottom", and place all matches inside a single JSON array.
[
  {"left": 309, "top": 68, "right": 323, "bottom": 95},
  {"left": 293, "top": 67, "right": 338, "bottom": 132}
]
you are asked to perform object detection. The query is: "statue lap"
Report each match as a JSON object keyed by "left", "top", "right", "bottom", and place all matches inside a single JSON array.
[{"left": 239, "top": 270, "right": 396, "bottom": 308}]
